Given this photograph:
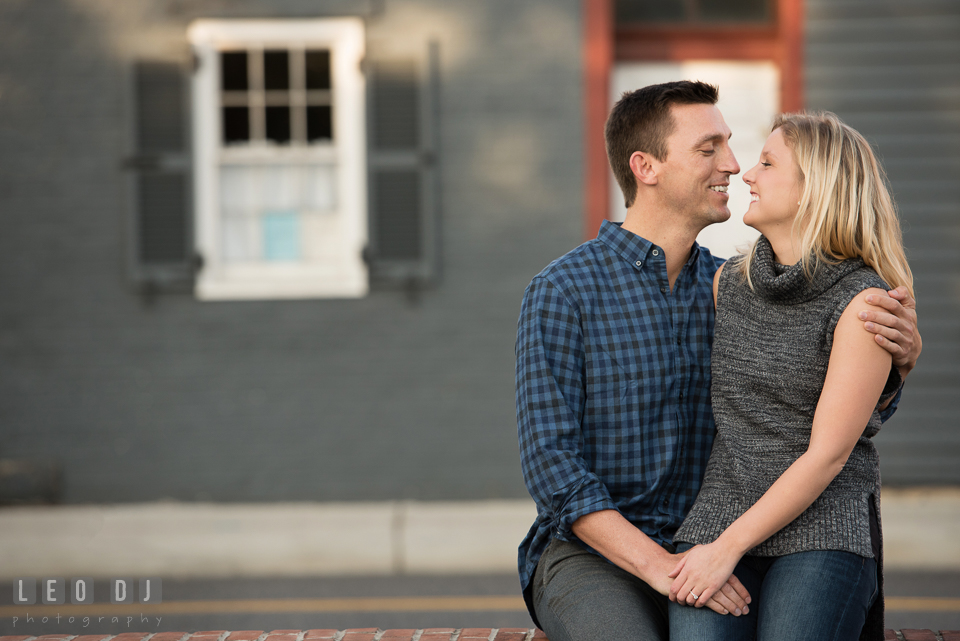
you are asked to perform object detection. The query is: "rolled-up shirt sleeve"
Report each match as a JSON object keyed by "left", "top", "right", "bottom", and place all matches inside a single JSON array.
[
  {"left": 877, "top": 367, "right": 904, "bottom": 423},
  {"left": 516, "top": 275, "right": 618, "bottom": 541}
]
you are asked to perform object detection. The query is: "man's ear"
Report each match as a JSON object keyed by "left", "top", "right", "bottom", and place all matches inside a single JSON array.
[{"left": 630, "top": 151, "right": 659, "bottom": 186}]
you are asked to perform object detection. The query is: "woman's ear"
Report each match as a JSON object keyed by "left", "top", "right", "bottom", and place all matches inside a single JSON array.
[{"left": 630, "top": 151, "right": 659, "bottom": 186}]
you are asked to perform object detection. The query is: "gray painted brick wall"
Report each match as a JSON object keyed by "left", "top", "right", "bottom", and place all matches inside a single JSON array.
[{"left": 0, "top": 0, "right": 583, "bottom": 502}]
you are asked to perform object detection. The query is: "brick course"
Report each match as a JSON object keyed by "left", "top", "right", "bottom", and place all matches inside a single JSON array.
[{"left": 2, "top": 630, "right": 958, "bottom": 641}]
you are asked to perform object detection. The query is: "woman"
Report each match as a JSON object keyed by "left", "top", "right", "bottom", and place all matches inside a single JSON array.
[{"left": 666, "top": 111, "right": 913, "bottom": 641}]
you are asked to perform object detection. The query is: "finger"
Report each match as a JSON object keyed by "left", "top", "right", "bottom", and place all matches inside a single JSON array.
[
  {"left": 864, "top": 292, "right": 902, "bottom": 313},
  {"left": 694, "top": 586, "right": 717, "bottom": 609},
  {"left": 726, "top": 574, "right": 752, "bottom": 605},
  {"left": 888, "top": 286, "right": 916, "bottom": 308},
  {"left": 863, "top": 318, "right": 907, "bottom": 338},
  {"left": 866, "top": 294, "right": 918, "bottom": 324},
  {"left": 874, "top": 332, "right": 907, "bottom": 357},
  {"left": 864, "top": 321, "right": 907, "bottom": 344},
  {"left": 713, "top": 583, "right": 744, "bottom": 614},
  {"left": 860, "top": 310, "right": 906, "bottom": 331},
  {"left": 704, "top": 599, "right": 731, "bottom": 614},
  {"left": 685, "top": 588, "right": 701, "bottom": 607},
  {"left": 708, "top": 590, "right": 739, "bottom": 616},
  {"left": 669, "top": 576, "right": 685, "bottom": 601}
]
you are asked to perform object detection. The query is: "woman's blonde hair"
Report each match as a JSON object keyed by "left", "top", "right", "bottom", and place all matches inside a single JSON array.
[{"left": 739, "top": 111, "right": 914, "bottom": 297}]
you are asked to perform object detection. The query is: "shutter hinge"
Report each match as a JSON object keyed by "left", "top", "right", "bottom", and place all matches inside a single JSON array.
[
  {"left": 121, "top": 155, "right": 160, "bottom": 171},
  {"left": 190, "top": 252, "right": 205, "bottom": 274}
]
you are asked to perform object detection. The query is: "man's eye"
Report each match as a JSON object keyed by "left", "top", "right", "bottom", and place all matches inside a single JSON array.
[{"left": 700, "top": 149, "right": 715, "bottom": 155}]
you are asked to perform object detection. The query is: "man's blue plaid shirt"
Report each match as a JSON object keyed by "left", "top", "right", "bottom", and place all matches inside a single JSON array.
[{"left": 515, "top": 220, "right": 723, "bottom": 610}]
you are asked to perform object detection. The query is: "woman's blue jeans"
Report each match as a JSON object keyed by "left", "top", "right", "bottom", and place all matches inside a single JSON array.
[{"left": 669, "top": 544, "right": 878, "bottom": 641}]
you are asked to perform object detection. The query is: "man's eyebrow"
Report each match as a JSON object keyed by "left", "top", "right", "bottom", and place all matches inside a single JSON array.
[{"left": 692, "top": 132, "right": 732, "bottom": 147}]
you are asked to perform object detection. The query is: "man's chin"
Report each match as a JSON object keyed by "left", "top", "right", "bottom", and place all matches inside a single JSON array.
[{"left": 708, "top": 208, "right": 732, "bottom": 225}]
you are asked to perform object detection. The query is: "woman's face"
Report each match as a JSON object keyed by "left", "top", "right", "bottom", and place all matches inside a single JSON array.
[{"left": 742, "top": 128, "right": 803, "bottom": 235}]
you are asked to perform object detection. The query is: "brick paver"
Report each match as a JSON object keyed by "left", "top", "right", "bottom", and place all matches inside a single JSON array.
[{"left": 3, "top": 628, "right": 960, "bottom": 641}]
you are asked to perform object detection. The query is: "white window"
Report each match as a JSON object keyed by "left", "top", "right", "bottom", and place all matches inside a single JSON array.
[{"left": 188, "top": 19, "right": 367, "bottom": 300}]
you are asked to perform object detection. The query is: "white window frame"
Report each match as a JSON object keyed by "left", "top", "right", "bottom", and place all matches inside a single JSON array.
[{"left": 188, "top": 19, "right": 367, "bottom": 300}]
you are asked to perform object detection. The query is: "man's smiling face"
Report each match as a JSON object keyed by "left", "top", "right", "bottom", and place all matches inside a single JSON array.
[{"left": 653, "top": 103, "right": 740, "bottom": 230}]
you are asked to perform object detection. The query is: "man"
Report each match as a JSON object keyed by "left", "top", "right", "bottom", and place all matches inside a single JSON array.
[{"left": 515, "top": 82, "right": 920, "bottom": 641}]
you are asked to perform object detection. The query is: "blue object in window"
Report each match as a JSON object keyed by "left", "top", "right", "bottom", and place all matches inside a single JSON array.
[{"left": 262, "top": 211, "right": 301, "bottom": 261}]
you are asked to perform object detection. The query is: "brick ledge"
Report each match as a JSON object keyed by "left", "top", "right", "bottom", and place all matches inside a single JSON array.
[{"left": 3, "top": 629, "right": 960, "bottom": 641}]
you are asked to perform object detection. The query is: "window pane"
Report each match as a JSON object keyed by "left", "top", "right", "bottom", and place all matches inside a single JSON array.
[
  {"left": 306, "top": 50, "right": 331, "bottom": 89},
  {"left": 307, "top": 105, "right": 333, "bottom": 142},
  {"left": 223, "top": 106, "right": 250, "bottom": 143},
  {"left": 264, "top": 50, "right": 290, "bottom": 90},
  {"left": 221, "top": 215, "right": 258, "bottom": 262},
  {"left": 220, "top": 165, "right": 256, "bottom": 212},
  {"left": 221, "top": 51, "right": 248, "bottom": 90},
  {"left": 616, "top": 0, "right": 686, "bottom": 23},
  {"left": 258, "top": 165, "right": 303, "bottom": 210},
  {"left": 699, "top": 0, "right": 772, "bottom": 22},
  {"left": 265, "top": 106, "right": 291, "bottom": 143},
  {"left": 262, "top": 211, "right": 301, "bottom": 261},
  {"left": 306, "top": 165, "right": 337, "bottom": 211}
]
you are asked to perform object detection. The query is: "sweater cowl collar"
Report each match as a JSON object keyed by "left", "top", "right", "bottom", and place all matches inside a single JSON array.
[{"left": 750, "top": 235, "right": 865, "bottom": 304}]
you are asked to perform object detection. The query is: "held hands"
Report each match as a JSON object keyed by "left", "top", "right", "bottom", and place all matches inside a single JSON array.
[
  {"left": 648, "top": 547, "right": 750, "bottom": 616},
  {"left": 668, "top": 542, "right": 749, "bottom": 615},
  {"left": 860, "top": 286, "right": 921, "bottom": 377}
]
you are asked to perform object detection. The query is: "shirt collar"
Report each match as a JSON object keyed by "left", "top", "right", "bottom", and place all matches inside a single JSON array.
[{"left": 597, "top": 220, "right": 702, "bottom": 270}]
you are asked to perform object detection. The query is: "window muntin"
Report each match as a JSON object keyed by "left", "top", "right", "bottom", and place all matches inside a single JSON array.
[
  {"left": 188, "top": 19, "right": 367, "bottom": 300},
  {"left": 219, "top": 48, "right": 333, "bottom": 147}
]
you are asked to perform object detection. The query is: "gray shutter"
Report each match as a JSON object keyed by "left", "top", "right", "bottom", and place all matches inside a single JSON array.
[
  {"left": 366, "top": 41, "right": 440, "bottom": 287},
  {"left": 125, "top": 61, "right": 194, "bottom": 289},
  {"left": 806, "top": 0, "right": 960, "bottom": 483}
]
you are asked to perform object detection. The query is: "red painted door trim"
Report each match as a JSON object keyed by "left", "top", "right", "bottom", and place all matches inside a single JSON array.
[{"left": 582, "top": 0, "right": 614, "bottom": 240}]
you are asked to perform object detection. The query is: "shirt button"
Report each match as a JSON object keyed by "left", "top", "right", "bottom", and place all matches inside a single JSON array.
[
  {"left": 635, "top": 260, "right": 642, "bottom": 267},
  {"left": 679, "top": 392, "right": 684, "bottom": 401},
  {"left": 660, "top": 287, "right": 666, "bottom": 293},
  {"left": 677, "top": 338, "right": 681, "bottom": 346},
  {"left": 652, "top": 249, "right": 660, "bottom": 256},
  {"left": 662, "top": 498, "right": 669, "bottom": 507}
]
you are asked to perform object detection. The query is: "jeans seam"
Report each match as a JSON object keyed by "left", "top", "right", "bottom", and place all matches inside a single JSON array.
[
  {"left": 542, "top": 598, "right": 577, "bottom": 641},
  {"left": 826, "top": 557, "right": 867, "bottom": 641}
]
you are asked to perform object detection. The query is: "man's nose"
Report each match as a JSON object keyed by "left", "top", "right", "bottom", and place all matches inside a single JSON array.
[{"left": 722, "top": 147, "right": 740, "bottom": 175}]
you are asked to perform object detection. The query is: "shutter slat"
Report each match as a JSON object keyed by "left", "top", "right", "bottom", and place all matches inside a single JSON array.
[
  {"left": 372, "top": 60, "right": 420, "bottom": 150},
  {"left": 136, "top": 62, "right": 186, "bottom": 153},
  {"left": 373, "top": 169, "right": 421, "bottom": 260},
  {"left": 138, "top": 173, "right": 189, "bottom": 264}
]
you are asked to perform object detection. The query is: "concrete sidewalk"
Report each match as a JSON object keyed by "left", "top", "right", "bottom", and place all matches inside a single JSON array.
[{"left": 1, "top": 489, "right": 958, "bottom": 578}]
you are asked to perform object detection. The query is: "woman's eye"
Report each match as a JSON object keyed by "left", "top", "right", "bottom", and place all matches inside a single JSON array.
[{"left": 761, "top": 162, "right": 771, "bottom": 167}]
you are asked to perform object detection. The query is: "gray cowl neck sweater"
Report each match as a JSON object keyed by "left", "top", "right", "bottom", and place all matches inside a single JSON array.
[{"left": 675, "top": 235, "right": 888, "bottom": 559}]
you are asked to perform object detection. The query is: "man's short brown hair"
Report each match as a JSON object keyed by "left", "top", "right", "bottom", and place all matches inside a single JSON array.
[{"left": 605, "top": 81, "right": 719, "bottom": 208}]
